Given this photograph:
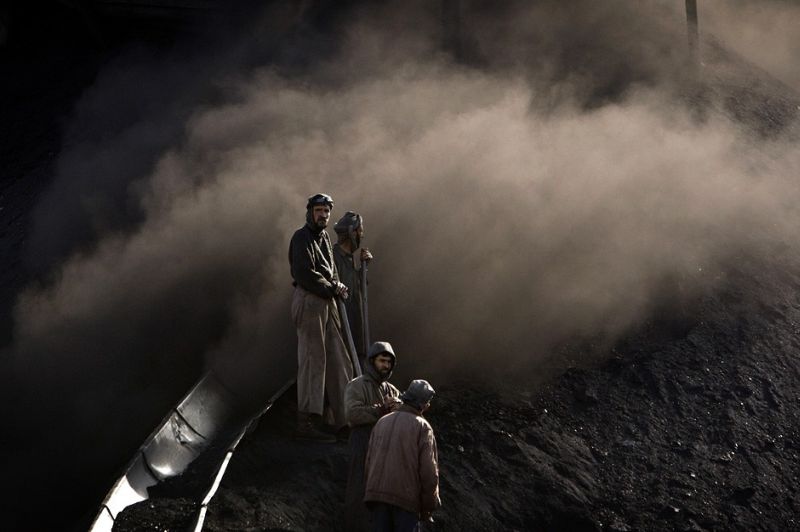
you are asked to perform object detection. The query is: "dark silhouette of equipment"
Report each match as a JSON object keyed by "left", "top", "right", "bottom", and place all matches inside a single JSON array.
[{"left": 685, "top": 0, "right": 699, "bottom": 62}]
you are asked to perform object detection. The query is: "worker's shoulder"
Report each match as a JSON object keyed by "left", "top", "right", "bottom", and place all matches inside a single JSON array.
[
  {"left": 416, "top": 414, "right": 434, "bottom": 432},
  {"left": 290, "top": 225, "right": 311, "bottom": 241},
  {"left": 332, "top": 244, "right": 346, "bottom": 261},
  {"left": 346, "top": 374, "right": 370, "bottom": 389},
  {"left": 396, "top": 409, "right": 432, "bottom": 430}
]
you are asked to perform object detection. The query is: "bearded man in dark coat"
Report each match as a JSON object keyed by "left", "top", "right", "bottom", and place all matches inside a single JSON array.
[{"left": 344, "top": 341, "right": 401, "bottom": 531}]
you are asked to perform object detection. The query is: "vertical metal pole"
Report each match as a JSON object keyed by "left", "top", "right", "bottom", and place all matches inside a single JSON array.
[
  {"left": 360, "top": 262, "right": 370, "bottom": 358},
  {"left": 685, "top": 0, "right": 699, "bottom": 61},
  {"left": 442, "top": 0, "right": 463, "bottom": 60},
  {"left": 337, "top": 299, "right": 363, "bottom": 377}
]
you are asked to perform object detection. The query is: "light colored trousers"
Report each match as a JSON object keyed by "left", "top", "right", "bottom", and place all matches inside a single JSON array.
[{"left": 292, "top": 286, "right": 353, "bottom": 428}]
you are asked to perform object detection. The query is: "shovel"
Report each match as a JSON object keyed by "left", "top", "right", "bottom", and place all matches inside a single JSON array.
[
  {"left": 360, "top": 258, "right": 370, "bottom": 357},
  {"left": 337, "top": 297, "right": 363, "bottom": 377}
]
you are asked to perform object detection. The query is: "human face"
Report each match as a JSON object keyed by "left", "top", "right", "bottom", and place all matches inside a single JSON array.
[
  {"left": 312, "top": 205, "right": 330, "bottom": 228},
  {"left": 353, "top": 223, "right": 364, "bottom": 248},
  {"left": 373, "top": 354, "right": 393, "bottom": 377}
]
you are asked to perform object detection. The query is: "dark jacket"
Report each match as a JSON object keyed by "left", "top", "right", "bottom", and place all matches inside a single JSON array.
[
  {"left": 364, "top": 405, "right": 441, "bottom": 517},
  {"left": 333, "top": 243, "right": 361, "bottom": 300},
  {"left": 333, "top": 243, "right": 365, "bottom": 355},
  {"left": 345, "top": 359, "right": 399, "bottom": 428},
  {"left": 344, "top": 350, "right": 400, "bottom": 532},
  {"left": 289, "top": 224, "right": 339, "bottom": 299}
]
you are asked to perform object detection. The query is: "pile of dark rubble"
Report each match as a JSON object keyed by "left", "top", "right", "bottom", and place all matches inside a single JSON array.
[{"left": 117, "top": 252, "right": 800, "bottom": 532}]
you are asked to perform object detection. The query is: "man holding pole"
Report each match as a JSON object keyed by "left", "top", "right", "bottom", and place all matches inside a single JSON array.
[
  {"left": 289, "top": 193, "right": 357, "bottom": 443},
  {"left": 333, "top": 211, "right": 373, "bottom": 363}
]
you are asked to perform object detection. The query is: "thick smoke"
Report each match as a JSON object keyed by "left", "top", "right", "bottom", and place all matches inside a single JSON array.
[
  {"left": 700, "top": 0, "right": 800, "bottom": 91},
  {"left": 5, "top": 0, "right": 800, "bottom": 525}
]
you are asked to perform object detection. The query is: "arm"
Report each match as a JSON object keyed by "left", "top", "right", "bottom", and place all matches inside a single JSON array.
[
  {"left": 291, "top": 233, "right": 336, "bottom": 299},
  {"left": 345, "top": 380, "right": 382, "bottom": 427},
  {"left": 386, "top": 383, "right": 401, "bottom": 399},
  {"left": 418, "top": 423, "right": 441, "bottom": 517},
  {"left": 380, "top": 383, "right": 402, "bottom": 413}
]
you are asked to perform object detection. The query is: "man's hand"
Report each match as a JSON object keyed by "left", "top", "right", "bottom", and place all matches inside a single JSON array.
[
  {"left": 333, "top": 281, "right": 349, "bottom": 299},
  {"left": 383, "top": 396, "right": 401, "bottom": 413},
  {"left": 360, "top": 248, "right": 373, "bottom": 262}
]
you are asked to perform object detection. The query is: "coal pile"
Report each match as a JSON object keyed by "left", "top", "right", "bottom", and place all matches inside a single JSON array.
[
  {"left": 118, "top": 251, "right": 800, "bottom": 532},
  {"left": 115, "top": 45, "right": 800, "bottom": 527}
]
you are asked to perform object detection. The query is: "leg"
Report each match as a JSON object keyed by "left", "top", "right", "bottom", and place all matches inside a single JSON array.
[
  {"left": 344, "top": 427, "right": 372, "bottom": 532},
  {"left": 295, "top": 289, "right": 328, "bottom": 417},
  {"left": 392, "top": 506, "right": 421, "bottom": 532},
  {"left": 370, "top": 502, "right": 393, "bottom": 532},
  {"left": 294, "top": 289, "right": 336, "bottom": 442}
]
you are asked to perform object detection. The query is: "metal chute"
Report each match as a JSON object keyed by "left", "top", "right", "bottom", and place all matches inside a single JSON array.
[
  {"left": 189, "top": 378, "right": 294, "bottom": 532},
  {"left": 88, "top": 370, "right": 269, "bottom": 531}
]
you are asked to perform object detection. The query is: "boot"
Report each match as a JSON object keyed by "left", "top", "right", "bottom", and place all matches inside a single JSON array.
[{"left": 295, "top": 412, "right": 337, "bottom": 443}]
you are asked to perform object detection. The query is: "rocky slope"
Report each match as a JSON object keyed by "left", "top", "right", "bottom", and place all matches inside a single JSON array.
[
  {"left": 116, "top": 248, "right": 800, "bottom": 531},
  {"left": 116, "top": 38, "right": 800, "bottom": 531},
  {"left": 112, "top": 33, "right": 800, "bottom": 530}
]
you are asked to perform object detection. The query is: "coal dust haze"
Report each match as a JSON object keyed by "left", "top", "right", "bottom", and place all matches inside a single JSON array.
[{"left": 2, "top": 1, "right": 800, "bottom": 530}]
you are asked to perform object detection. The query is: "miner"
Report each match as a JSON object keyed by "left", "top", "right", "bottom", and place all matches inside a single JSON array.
[
  {"left": 364, "top": 379, "right": 441, "bottom": 532},
  {"left": 289, "top": 193, "right": 354, "bottom": 442},
  {"left": 333, "top": 210, "right": 373, "bottom": 361},
  {"left": 344, "top": 341, "right": 401, "bottom": 531}
]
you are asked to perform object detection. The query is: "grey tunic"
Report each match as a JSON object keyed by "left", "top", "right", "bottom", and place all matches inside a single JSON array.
[{"left": 333, "top": 243, "right": 366, "bottom": 359}]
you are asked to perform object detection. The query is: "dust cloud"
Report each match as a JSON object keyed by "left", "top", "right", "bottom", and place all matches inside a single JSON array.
[
  {"left": 16, "top": 2, "right": 800, "bottom": 386},
  {"left": 4, "top": 3, "right": 800, "bottom": 518},
  {"left": 700, "top": 0, "right": 800, "bottom": 91}
]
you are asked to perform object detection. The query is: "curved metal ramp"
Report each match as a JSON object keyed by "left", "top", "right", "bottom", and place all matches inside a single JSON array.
[
  {"left": 88, "top": 370, "right": 258, "bottom": 531},
  {"left": 188, "top": 378, "right": 294, "bottom": 531}
]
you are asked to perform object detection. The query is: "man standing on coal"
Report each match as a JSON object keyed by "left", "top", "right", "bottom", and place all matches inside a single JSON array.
[
  {"left": 289, "top": 193, "right": 354, "bottom": 442},
  {"left": 344, "top": 341, "right": 401, "bottom": 531},
  {"left": 333, "top": 210, "right": 373, "bottom": 362},
  {"left": 364, "top": 379, "right": 441, "bottom": 532}
]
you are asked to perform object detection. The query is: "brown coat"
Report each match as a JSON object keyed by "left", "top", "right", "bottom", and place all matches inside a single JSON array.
[{"left": 364, "top": 405, "right": 441, "bottom": 517}]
